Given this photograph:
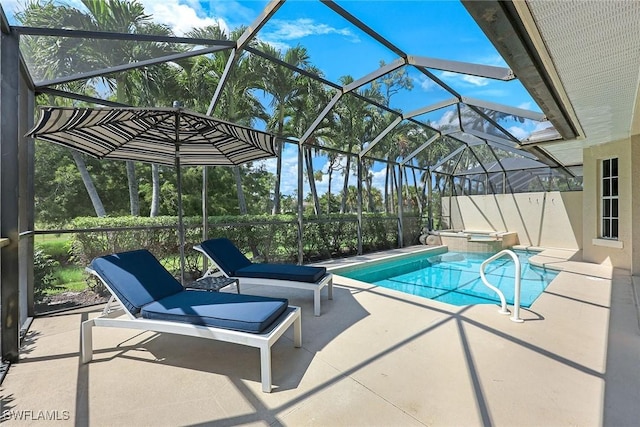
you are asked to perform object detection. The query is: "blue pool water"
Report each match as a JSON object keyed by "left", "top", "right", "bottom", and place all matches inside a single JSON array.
[{"left": 338, "top": 250, "right": 558, "bottom": 307}]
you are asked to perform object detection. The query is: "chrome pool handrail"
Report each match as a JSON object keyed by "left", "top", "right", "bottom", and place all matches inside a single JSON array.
[{"left": 479, "top": 249, "right": 524, "bottom": 323}]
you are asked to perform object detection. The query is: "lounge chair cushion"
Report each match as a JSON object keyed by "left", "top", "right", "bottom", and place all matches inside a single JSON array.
[
  {"left": 90, "top": 249, "right": 184, "bottom": 315},
  {"left": 235, "top": 264, "right": 327, "bottom": 283},
  {"left": 141, "top": 291, "right": 289, "bottom": 333},
  {"left": 200, "top": 238, "right": 252, "bottom": 275},
  {"left": 199, "top": 238, "right": 327, "bottom": 283}
]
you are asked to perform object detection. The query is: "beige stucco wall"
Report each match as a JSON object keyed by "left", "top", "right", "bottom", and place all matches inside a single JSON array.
[
  {"left": 442, "top": 191, "right": 583, "bottom": 249},
  {"left": 632, "top": 135, "right": 640, "bottom": 274},
  {"left": 582, "top": 138, "right": 633, "bottom": 271}
]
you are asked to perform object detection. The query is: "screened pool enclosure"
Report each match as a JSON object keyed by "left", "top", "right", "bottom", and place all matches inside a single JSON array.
[{"left": 0, "top": 0, "right": 584, "bottom": 361}]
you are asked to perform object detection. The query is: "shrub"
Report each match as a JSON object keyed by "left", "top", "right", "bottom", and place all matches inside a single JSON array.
[
  {"left": 33, "top": 248, "right": 61, "bottom": 303},
  {"left": 37, "top": 237, "right": 72, "bottom": 265},
  {"left": 67, "top": 214, "right": 423, "bottom": 277}
]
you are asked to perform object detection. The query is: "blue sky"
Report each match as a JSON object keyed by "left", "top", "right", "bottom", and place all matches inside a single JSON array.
[{"left": 4, "top": 0, "right": 545, "bottom": 197}]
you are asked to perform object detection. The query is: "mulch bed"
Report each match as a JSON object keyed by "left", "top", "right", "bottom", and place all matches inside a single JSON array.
[{"left": 35, "top": 289, "right": 110, "bottom": 315}]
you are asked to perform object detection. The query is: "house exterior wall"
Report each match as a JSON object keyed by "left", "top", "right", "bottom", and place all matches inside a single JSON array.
[
  {"left": 582, "top": 138, "right": 633, "bottom": 271},
  {"left": 442, "top": 191, "right": 583, "bottom": 249},
  {"left": 441, "top": 136, "right": 640, "bottom": 272},
  {"left": 632, "top": 135, "right": 640, "bottom": 275}
]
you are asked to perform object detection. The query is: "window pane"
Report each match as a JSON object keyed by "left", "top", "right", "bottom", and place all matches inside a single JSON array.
[
  {"left": 603, "top": 219, "right": 610, "bottom": 237},
  {"left": 612, "top": 158, "right": 618, "bottom": 176},
  {"left": 604, "top": 199, "right": 611, "bottom": 217},
  {"left": 603, "top": 178, "right": 610, "bottom": 196},
  {"left": 603, "top": 159, "right": 610, "bottom": 177},
  {"left": 612, "top": 219, "right": 618, "bottom": 238},
  {"left": 612, "top": 199, "right": 619, "bottom": 217},
  {"left": 612, "top": 178, "right": 618, "bottom": 196}
]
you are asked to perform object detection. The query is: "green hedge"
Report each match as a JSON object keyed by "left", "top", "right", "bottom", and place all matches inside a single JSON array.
[{"left": 70, "top": 213, "right": 423, "bottom": 278}]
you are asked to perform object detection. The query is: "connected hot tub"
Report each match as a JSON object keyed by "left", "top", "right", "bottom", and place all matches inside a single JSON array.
[{"left": 426, "top": 230, "right": 519, "bottom": 253}]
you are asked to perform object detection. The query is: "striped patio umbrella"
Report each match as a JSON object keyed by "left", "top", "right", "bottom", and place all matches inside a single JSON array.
[
  {"left": 27, "top": 106, "right": 277, "bottom": 166},
  {"left": 27, "top": 105, "right": 278, "bottom": 283}
]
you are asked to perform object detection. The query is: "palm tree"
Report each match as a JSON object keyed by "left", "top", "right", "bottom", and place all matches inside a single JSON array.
[
  {"left": 81, "top": 0, "right": 178, "bottom": 216},
  {"left": 324, "top": 152, "right": 343, "bottom": 214},
  {"left": 179, "top": 25, "right": 267, "bottom": 214},
  {"left": 328, "top": 75, "right": 385, "bottom": 213},
  {"left": 129, "top": 62, "right": 183, "bottom": 216},
  {"left": 21, "top": 0, "right": 180, "bottom": 216},
  {"left": 367, "top": 61, "right": 414, "bottom": 213},
  {"left": 253, "top": 43, "right": 311, "bottom": 214},
  {"left": 283, "top": 66, "right": 332, "bottom": 215},
  {"left": 16, "top": 2, "right": 107, "bottom": 217}
]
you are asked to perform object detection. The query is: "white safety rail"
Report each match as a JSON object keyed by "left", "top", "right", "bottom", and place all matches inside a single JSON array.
[{"left": 479, "top": 249, "right": 524, "bottom": 323}]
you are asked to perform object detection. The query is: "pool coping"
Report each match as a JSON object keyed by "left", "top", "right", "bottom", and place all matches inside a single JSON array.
[
  {"left": 316, "top": 243, "right": 615, "bottom": 284},
  {"left": 325, "top": 245, "right": 447, "bottom": 274},
  {"left": 519, "top": 245, "right": 614, "bottom": 279}
]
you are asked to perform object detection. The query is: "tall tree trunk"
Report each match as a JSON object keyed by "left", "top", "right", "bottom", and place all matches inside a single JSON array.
[
  {"left": 389, "top": 166, "right": 396, "bottom": 214},
  {"left": 150, "top": 163, "right": 160, "bottom": 217},
  {"left": 50, "top": 92, "right": 106, "bottom": 217},
  {"left": 116, "top": 79, "right": 139, "bottom": 216},
  {"left": 71, "top": 150, "right": 106, "bottom": 217},
  {"left": 403, "top": 167, "right": 412, "bottom": 211},
  {"left": 366, "top": 171, "right": 374, "bottom": 211},
  {"left": 233, "top": 166, "right": 247, "bottom": 215},
  {"left": 271, "top": 110, "right": 285, "bottom": 215},
  {"left": 327, "top": 168, "right": 333, "bottom": 215},
  {"left": 126, "top": 161, "right": 139, "bottom": 216},
  {"left": 340, "top": 149, "right": 352, "bottom": 214},
  {"left": 305, "top": 147, "right": 320, "bottom": 215},
  {"left": 384, "top": 163, "right": 391, "bottom": 214},
  {"left": 412, "top": 167, "right": 423, "bottom": 216},
  {"left": 271, "top": 140, "right": 283, "bottom": 214}
]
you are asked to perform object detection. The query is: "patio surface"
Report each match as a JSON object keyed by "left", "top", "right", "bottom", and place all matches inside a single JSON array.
[{"left": 1, "top": 246, "right": 639, "bottom": 426}]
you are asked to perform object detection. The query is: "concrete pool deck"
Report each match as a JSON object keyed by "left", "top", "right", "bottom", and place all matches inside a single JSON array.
[{"left": 2, "top": 245, "right": 639, "bottom": 426}]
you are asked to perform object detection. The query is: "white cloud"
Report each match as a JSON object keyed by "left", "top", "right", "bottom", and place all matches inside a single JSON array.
[
  {"left": 415, "top": 74, "right": 438, "bottom": 92},
  {"left": 436, "top": 109, "right": 458, "bottom": 128},
  {"left": 517, "top": 102, "right": 533, "bottom": 110},
  {"left": 6, "top": 0, "right": 227, "bottom": 35},
  {"left": 140, "top": 0, "right": 227, "bottom": 36},
  {"left": 263, "top": 18, "right": 357, "bottom": 41},
  {"left": 439, "top": 71, "right": 489, "bottom": 87},
  {"left": 461, "top": 75, "right": 490, "bottom": 87},
  {"left": 507, "top": 126, "right": 529, "bottom": 140}
]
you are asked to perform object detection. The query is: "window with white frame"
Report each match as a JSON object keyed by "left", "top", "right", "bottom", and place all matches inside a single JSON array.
[{"left": 601, "top": 158, "right": 618, "bottom": 239}]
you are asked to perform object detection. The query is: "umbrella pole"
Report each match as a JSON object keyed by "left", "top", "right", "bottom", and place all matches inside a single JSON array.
[
  {"left": 202, "top": 166, "right": 209, "bottom": 273},
  {"left": 175, "top": 111, "right": 186, "bottom": 285},
  {"left": 177, "top": 154, "right": 185, "bottom": 285}
]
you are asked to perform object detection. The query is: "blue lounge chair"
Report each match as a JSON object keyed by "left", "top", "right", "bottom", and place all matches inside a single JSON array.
[
  {"left": 82, "top": 249, "right": 301, "bottom": 392},
  {"left": 194, "top": 238, "right": 333, "bottom": 316}
]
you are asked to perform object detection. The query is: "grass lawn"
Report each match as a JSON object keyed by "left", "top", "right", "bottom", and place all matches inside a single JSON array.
[
  {"left": 35, "top": 233, "right": 74, "bottom": 264},
  {"left": 49, "top": 266, "right": 86, "bottom": 294}
]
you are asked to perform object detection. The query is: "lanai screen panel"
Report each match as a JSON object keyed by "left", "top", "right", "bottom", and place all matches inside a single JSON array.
[
  {"left": 19, "top": 34, "right": 220, "bottom": 87},
  {"left": 416, "top": 134, "right": 465, "bottom": 172},
  {"left": 457, "top": 102, "right": 552, "bottom": 144},
  {"left": 305, "top": 92, "right": 390, "bottom": 155},
  {"left": 412, "top": 104, "right": 462, "bottom": 133},
  {"left": 248, "top": 0, "right": 399, "bottom": 84},
  {"left": 362, "top": 119, "right": 440, "bottom": 164}
]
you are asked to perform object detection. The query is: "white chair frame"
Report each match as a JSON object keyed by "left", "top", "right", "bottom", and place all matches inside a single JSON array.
[
  {"left": 82, "top": 267, "right": 302, "bottom": 393},
  {"left": 194, "top": 244, "right": 333, "bottom": 316}
]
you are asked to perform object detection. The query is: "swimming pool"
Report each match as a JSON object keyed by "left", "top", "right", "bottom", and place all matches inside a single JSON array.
[{"left": 335, "top": 249, "right": 558, "bottom": 307}]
